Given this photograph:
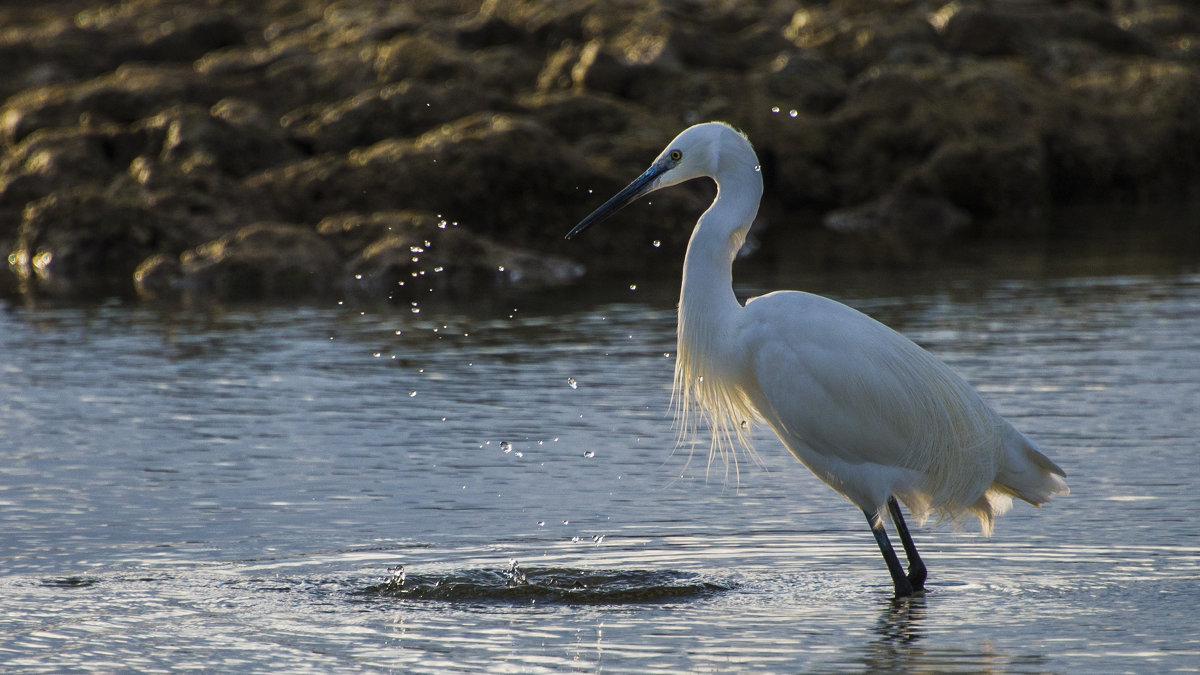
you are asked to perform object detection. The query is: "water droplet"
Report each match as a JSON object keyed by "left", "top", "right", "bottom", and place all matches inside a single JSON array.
[
  {"left": 437, "top": 220, "right": 448, "bottom": 229},
  {"left": 770, "top": 106, "right": 780, "bottom": 113},
  {"left": 372, "top": 352, "right": 381, "bottom": 358},
  {"left": 354, "top": 273, "right": 363, "bottom": 280},
  {"left": 514, "top": 451, "right": 523, "bottom": 457},
  {"left": 567, "top": 377, "right": 578, "bottom": 389},
  {"left": 740, "top": 420, "right": 749, "bottom": 429},
  {"left": 583, "top": 450, "right": 595, "bottom": 458},
  {"left": 571, "top": 536, "right": 581, "bottom": 543},
  {"left": 497, "top": 265, "right": 505, "bottom": 272},
  {"left": 562, "top": 520, "right": 569, "bottom": 525},
  {"left": 754, "top": 165, "right": 762, "bottom": 172},
  {"left": 538, "top": 521, "right": 545, "bottom": 527},
  {"left": 433, "top": 266, "right": 444, "bottom": 272},
  {"left": 592, "top": 535, "right": 605, "bottom": 544},
  {"left": 408, "top": 391, "right": 417, "bottom": 397},
  {"left": 501, "top": 441, "right": 513, "bottom": 453},
  {"left": 789, "top": 109, "right": 798, "bottom": 118},
  {"left": 628, "top": 284, "right": 637, "bottom": 291},
  {"left": 411, "top": 307, "right": 420, "bottom": 314},
  {"left": 652, "top": 240, "right": 661, "bottom": 248},
  {"left": 697, "top": 376, "right": 704, "bottom": 383},
  {"left": 409, "top": 246, "right": 424, "bottom": 253}
]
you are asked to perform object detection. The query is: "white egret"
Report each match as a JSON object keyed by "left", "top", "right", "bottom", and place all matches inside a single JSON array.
[{"left": 566, "top": 122, "right": 1068, "bottom": 597}]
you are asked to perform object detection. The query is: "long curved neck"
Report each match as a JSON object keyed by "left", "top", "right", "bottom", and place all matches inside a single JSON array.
[
  {"left": 673, "top": 159, "right": 764, "bottom": 457},
  {"left": 679, "top": 167, "right": 763, "bottom": 322}
]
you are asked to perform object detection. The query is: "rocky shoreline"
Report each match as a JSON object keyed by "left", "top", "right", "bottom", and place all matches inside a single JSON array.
[{"left": 2, "top": 0, "right": 1198, "bottom": 303}]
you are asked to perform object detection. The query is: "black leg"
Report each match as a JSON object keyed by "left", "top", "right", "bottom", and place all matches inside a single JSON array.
[
  {"left": 864, "top": 508, "right": 915, "bottom": 598},
  {"left": 887, "top": 497, "right": 927, "bottom": 592}
]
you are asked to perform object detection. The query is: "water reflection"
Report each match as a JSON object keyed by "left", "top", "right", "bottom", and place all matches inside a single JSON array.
[{"left": 860, "top": 596, "right": 926, "bottom": 672}]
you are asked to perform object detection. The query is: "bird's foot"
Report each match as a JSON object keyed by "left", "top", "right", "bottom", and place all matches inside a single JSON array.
[{"left": 907, "top": 563, "right": 927, "bottom": 593}]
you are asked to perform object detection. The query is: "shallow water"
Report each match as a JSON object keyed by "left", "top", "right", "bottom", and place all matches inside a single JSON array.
[{"left": 2, "top": 230, "right": 1199, "bottom": 673}]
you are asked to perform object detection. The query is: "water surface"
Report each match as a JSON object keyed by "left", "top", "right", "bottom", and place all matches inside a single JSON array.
[{"left": 2, "top": 229, "right": 1198, "bottom": 673}]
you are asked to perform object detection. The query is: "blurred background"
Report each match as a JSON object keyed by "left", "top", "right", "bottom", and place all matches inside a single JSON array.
[{"left": 2, "top": 0, "right": 1198, "bottom": 304}]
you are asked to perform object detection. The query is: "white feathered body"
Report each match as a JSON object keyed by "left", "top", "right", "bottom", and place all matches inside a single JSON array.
[
  {"left": 678, "top": 286, "right": 1068, "bottom": 534},
  {"left": 667, "top": 123, "right": 1066, "bottom": 534}
]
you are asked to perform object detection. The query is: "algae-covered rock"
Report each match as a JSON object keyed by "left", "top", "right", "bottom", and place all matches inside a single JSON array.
[{"left": 1, "top": 0, "right": 1198, "bottom": 302}]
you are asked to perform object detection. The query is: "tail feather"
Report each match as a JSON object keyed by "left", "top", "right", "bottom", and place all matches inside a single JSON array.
[{"left": 995, "top": 426, "right": 1069, "bottom": 507}]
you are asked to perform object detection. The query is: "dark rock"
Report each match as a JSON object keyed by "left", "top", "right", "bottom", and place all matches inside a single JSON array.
[
  {"left": 823, "top": 192, "right": 972, "bottom": 263},
  {"left": 942, "top": 6, "right": 1156, "bottom": 62},
  {"left": 765, "top": 52, "right": 848, "bottom": 115},
  {"left": 132, "top": 251, "right": 181, "bottom": 300},
  {"left": 282, "top": 80, "right": 514, "bottom": 154},
  {"left": 1, "top": 64, "right": 219, "bottom": 145},
  {"left": 374, "top": 33, "right": 541, "bottom": 94},
  {"left": 827, "top": 71, "right": 952, "bottom": 205},
  {"left": 825, "top": 192, "right": 971, "bottom": 238},
  {"left": 0, "top": 15, "right": 117, "bottom": 100},
  {"left": 0, "top": 123, "right": 157, "bottom": 227},
  {"left": 519, "top": 91, "right": 638, "bottom": 142},
  {"left": 1044, "top": 61, "right": 1200, "bottom": 200},
  {"left": 326, "top": 210, "right": 583, "bottom": 301},
  {"left": 176, "top": 222, "right": 341, "bottom": 300},
  {"left": 73, "top": 1, "right": 248, "bottom": 63},
  {"left": 907, "top": 137, "right": 1048, "bottom": 216},
  {"left": 13, "top": 191, "right": 186, "bottom": 297},
  {"left": 316, "top": 210, "right": 435, "bottom": 259},
  {"left": 141, "top": 103, "right": 301, "bottom": 178},
  {"left": 249, "top": 114, "right": 606, "bottom": 242}
]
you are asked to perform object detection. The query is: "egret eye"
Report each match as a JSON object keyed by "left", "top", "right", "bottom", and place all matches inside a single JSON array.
[{"left": 669, "top": 150, "right": 682, "bottom": 162}]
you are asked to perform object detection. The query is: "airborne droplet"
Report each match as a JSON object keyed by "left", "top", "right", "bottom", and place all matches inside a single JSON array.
[{"left": 567, "top": 377, "right": 578, "bottom": 389}]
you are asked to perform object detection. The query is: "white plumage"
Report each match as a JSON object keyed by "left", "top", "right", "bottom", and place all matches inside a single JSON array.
[{"left": 567, "top": 121, "right": 1068, "bottom": 596}]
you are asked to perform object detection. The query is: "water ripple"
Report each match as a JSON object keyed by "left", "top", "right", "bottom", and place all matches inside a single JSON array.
[{"left": 360, "top": 566, "right": 731, "bottom": 604}]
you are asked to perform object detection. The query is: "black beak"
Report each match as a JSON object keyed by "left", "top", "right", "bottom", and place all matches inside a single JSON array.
[{"left": 565, "top": 162, "right": 668, "bottom": 240}]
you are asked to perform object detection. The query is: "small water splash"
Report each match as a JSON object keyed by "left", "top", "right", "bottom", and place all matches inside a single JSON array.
[
  {"left": 583, "top": 450, "right": 595, "bottom": 458},
  {"left": 567, "top": 377, "right": 578, "bottom": 390},
  {"left": 383, "top": 565, "right": 406, "bottom": 591},
  {"left": 362, "top": 566, "right": 731, "bottom": 605},
  {"left": 41, "top": 576, "right": 99, "bottom": 588},
  {"left": 505, "top": 559, "right": 527, "bottom": 586}
]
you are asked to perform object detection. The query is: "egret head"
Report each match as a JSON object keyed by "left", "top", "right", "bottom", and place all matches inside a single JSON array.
[{"left": 565, "top": 122, "right": 749, "bottom": 240}]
